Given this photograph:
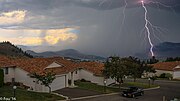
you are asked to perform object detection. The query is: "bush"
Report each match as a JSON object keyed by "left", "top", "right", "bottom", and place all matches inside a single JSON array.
[
  {"left": 159, "top": 73, "right": 172, "bottom": 79},
  {"left": 80, "top": 79, "right": 91, "bottom": 82},
  {"left": 165, "top": 73, "right": 173, "bottom": 79},
  {"left": 159, "top": 73, "right": 166, "bottom": 78},
  {"left": 0, "top": 69, "right": 4, "bottom": 87}
]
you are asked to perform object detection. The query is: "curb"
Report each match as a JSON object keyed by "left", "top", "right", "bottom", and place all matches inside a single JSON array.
[
  {"left": 144, "top": 86, "right": 160, "bottom": 91},
  {"left": 156, "top": 80, "right": 180, "bottom": 83},
  {"left": 53, "top": 92, "right": 69, "bottom": 101},
  {"left": 71, "top": 93, "right": 119, "bottom": 101}
]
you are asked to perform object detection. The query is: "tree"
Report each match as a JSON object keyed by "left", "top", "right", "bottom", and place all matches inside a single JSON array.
[
  {"left": 127, "top": 56, "right": 156, "bottom": 81},
  {"left": 165, "top": 57, "right": 180, "bottom": 62},
  {"left": 150, "top": 76, "right": 157, "bottom": 85},
  {"left": 32, "top": 72, "right": 56, "bottom": 93},
  {"left": 0, "top": 69, "right": 4, "bottom": 87},
  {"left": 126, "top": 57, "right": 142, "bottom": 82},
  {"left": 143, "top": 63, "right": 156, "bottom": 73},
  {"left": 148, "top": 56, "right": 159, "bottom": 64},
  {"left": 103, "top": 56, "right": 128, "bottom": 89}
]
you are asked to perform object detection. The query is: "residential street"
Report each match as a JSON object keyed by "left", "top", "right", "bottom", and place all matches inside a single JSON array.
[{"left": 74, "top": 80, "right": 180, "bottom": 101}]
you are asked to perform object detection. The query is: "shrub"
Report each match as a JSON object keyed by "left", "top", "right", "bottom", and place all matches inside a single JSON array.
[
  {"left": 0, "top": 69, "right": 4, "bottom": 87},
  {"left": 159, "top": 73, "right": 166, "bottom": 78},
  {"left": 80, "top": 79, "right": 91, "bottom": 82},
  {"left": 80, "top": 79, "right": 87, "bottom": 82},
  {"left": 165, "top": 73, "right": 173, "bottom": 80},
  {"left": 159, "top": 73, "right": 173, "bottom": 79}
]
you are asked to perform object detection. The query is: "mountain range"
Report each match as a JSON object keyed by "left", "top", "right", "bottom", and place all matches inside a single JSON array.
[
  {"left": 135, "top": 42, "right": 180, "bottom": 59},
  {"left": 25, "top": 49, "right": 106, "bottom": 61},
  {"left": 1, "top": 41, "right": 179, "bottom": 60}
]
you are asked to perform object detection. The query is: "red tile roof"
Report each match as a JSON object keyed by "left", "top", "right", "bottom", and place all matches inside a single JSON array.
[
  {"left": 78, "top": 62, "right": 104, "bottom": 76},
  {"left": 152, "top": 61, "right": 180, "bottom": 71},
  {"left": 11, "top": 57, "right": 78, "bottom": 75},
  {"left": 0, "top": 56, "right": 105, "bottom": 76},
  {"left": 0, "top": 55, "right": 15, "bottom": 67}
]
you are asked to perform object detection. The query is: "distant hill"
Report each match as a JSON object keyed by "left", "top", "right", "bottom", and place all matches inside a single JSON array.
[
  {"left": 0, "top": 41, "right": 33, "bottom": 58},
  {"left": 26, "top": 49, "right": 106, "bottom": 61},
  {"left": 135, "top": 42, "right": 180, "bottom": 59}
]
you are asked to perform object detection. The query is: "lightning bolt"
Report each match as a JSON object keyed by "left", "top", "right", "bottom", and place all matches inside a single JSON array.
[
  {"left": 120, "top": 0, "right": 127, "bottom": 33},
  {"left": 141, "top": 1, "right": 154, "bottom": 57},
  {"left": 98, "top": 0, "right": 173, "bottom": 57}
]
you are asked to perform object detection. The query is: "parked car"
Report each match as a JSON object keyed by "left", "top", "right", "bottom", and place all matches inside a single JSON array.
[{"left": 122, "top": 87, "right": 144, "bottom": 98}]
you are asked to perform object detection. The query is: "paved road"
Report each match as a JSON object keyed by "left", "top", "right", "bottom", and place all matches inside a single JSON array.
[{"left": 74, "top": 80, "right": 180, "bottom": 101}]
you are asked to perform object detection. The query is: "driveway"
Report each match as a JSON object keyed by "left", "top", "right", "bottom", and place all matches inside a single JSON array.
[{"left": 54, "top": 87, "right": 102, "bottom": 98}]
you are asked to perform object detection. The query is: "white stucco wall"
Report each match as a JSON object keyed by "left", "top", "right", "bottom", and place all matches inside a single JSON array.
[
  {"left": 143, "top": 69, "right": 173, "bottom": 78},
  {"left": 173, "top": 71, "right": 180, "bottom": 79},
  {"left": 15, "top": 68, "right": 35, "bottom": 88},
  {"left": 50, "top": 75, "right": 66, "bottom": 91},
  {"left": 3, "top": 67, "right": 67, "bottom": 92},
  {"left": 3, "top": 67, "right": 15, "bottom": 83},
  {"left": 155, "top": 70, "right": 173, "bottom": 76},
  {"left": 68, "top": 70, "right": 80, "bottom": 81},
  {"left": 34, "top": 74, "right": 67, "bottom": 92},
  {"left": 78, "top": 69, "right": 115, "bottom": 86},
  {"left": 74, "top": 70, "right": 80, "bottom": 80}
]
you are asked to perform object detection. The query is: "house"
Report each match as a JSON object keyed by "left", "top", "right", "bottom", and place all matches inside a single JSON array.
[
  {"left": 173, "top": 65, "right": 180, "bottom": 79},
  {"left": 0, "top": 56, "right": 77, "bottom": 92},
  {"left": 72, "top": 62, "right": 115, "bottom": 86},
  {"left": 0, "top": 56, "right": 115, "bottom": 92},
  {"left": 152, "top": 61, "right": 180, "bottom": 79}
]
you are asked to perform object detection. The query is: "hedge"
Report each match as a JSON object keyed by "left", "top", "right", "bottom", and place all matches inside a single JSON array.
[{"left": 0, "top": 69, "right": 4, "bottom": 87}]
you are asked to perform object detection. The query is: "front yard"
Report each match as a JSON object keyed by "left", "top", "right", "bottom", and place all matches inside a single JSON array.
[
  {"left": 75, "top": 81, "right": 159, "bottom": 93},
  {"left": 75, "top": 81, "right": 120, "bottom": 93},
  {"left": 0, "top": 86, "right": 65, "bottom": 101},
  {"left": 121, "top": 82, "right": 158, "bottom": 89}
]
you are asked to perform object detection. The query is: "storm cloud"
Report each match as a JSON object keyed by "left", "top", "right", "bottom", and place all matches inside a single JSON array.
[{"left": 0, "top": 0, "right": 180, "bottom": 57}]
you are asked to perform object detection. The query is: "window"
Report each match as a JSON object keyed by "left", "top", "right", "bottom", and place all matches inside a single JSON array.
[
  {"left": 5, "top": 67, "right": 9, "bottom": 74},
  {"left": 75, "top": 70, "right": 78, "bottom": 74}
]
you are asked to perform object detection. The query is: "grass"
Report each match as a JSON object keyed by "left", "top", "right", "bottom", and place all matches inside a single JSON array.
[
  {"left": 75, "top": 81, "right": 120, "bottom": 93},
  {"left": 75, "top": 81, "right": 159, "bottom": 94},
  {"left": 0, "top": 86, "right": 65, "bottom": 101},
  {"left": 121, "top": 82, "right": 159, "bottom": 89}
]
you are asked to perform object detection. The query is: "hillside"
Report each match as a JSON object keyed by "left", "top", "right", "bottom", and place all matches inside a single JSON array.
[
  {"left": 26, "top": 49, "right": 106, "bottom": 61},
  {"left": 0, "top": 41, "right": 33, "bottom": 58}
]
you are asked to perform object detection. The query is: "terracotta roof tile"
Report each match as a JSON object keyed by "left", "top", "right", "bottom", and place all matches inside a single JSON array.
[
  {"left": 0, "top": 55, "right": 15, "bottom": 67},
  {"left": 11, "top": 57, "right": 78, "bottom": 75},
  {"left": 78, "top": 62, "right": 104, "bottom": 76},
  {"left": 152, "top": 61, "right": 180, "bottom": 71},
  {"left": 0, "top": 56, "right": 105, "bottom": 76}
]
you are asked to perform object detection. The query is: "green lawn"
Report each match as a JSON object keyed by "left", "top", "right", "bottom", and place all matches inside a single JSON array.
[
  {"left": 75, "top": 81, "right": 120, "bottom": 93},
  {"left": 0, "top": 86, "right": 65, "bottom": 101},
  {"left": 121, "top": 82, "right": 159, "bottom": 89},
  {"left": 75, "top": 81, "right": 159, "bottom": 94}
]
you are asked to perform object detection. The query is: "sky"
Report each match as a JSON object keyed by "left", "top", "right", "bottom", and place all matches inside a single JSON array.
[{"left": 0, "top": 0, "right": 180, "bottom": 57}]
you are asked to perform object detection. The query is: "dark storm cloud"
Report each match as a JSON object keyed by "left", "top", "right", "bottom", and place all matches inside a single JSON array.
[
  {"left": 0, "top": 0, "right": 180, "bottom": 12},
  {"left": 0, "top": 0, "right": 180, "bottom": 57}
]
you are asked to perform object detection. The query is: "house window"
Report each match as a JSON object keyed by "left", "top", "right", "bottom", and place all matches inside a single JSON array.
[
  {"left": 5, "top": 67, "right": 9, "bottom": 74},
  {"left": 75, "top": 70, "right": 78, "bottom": 74}
]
